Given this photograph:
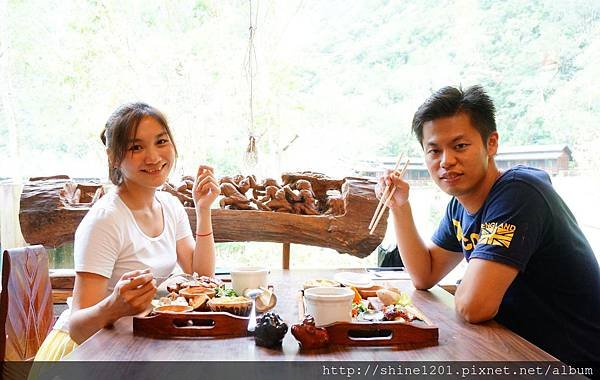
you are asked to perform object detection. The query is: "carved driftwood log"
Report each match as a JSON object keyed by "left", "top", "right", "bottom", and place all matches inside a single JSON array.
[
  {"left": 19, "top": 174, "right": 387, "bottom": 257},
  {"left": 198, "top": 176, "right": 386, "bottom": 257},
  {"left": 19, "top": 178, "right": 107, "bottom": 248}
]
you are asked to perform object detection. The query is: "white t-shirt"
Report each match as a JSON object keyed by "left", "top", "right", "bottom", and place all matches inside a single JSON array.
[{"left": 54, "top": 189, "right": 192, "bottom": 332}]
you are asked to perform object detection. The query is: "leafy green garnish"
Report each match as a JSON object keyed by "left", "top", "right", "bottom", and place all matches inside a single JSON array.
[
  {"left": 353, "top": 302, "right": 367, "bottom": 313},
  {"left": 216, "top": 287, "right": 238, "bottom": 297}
]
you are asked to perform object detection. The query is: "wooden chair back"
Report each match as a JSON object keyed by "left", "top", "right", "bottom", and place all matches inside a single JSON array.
[{"left": 0, "top": 245, "right": 54, "bottom": 361}]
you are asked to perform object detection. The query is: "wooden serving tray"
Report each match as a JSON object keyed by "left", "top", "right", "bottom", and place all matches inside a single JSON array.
[
  {"left": 297, "top": 291, "right": 438, "bottom": 348},
  {"left": 324, "top": 320, "right": 438, "bottom": 348},
  {"left": 133, "top": 311, "right": 250, "bottom": 338}
]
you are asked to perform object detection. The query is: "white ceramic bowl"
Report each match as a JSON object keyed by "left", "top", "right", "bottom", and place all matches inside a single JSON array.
[
  {"left": 304, "top": 286, "right": 354, "bottom": 327},
  {"left": 230, "top": 267, "right": 269, "bottom": 295}
]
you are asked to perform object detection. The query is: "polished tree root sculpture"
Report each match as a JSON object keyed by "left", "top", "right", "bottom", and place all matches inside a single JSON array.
[{"left": 20, "top": 172, "right": 387, "bottom": 257}]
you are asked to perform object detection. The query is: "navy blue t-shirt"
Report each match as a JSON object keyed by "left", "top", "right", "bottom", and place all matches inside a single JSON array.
[{"left": 432, "top": 165, "right": 600, "bottom": 364}]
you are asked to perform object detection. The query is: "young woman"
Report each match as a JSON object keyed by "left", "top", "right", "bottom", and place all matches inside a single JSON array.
[{"left": 35, "top": 102, "right": 220, "bottom": 359}]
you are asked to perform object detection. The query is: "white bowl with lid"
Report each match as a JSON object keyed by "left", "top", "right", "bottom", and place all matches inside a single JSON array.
[{"left": 303, "top": 286, "right": 355, "bottom": 327}]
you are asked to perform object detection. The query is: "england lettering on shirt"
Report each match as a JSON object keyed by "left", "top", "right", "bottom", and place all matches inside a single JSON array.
[
  {"left": 452, "top": 219, "right": 516, "bottom": 251},
  {"left": 479, "top": 222, "right": 516, "bottom": 248}
]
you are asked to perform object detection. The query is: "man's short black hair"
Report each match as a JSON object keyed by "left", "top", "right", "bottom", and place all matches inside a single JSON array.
[{"left": 412, "top": 85, "right": 496, "bottom": 146}]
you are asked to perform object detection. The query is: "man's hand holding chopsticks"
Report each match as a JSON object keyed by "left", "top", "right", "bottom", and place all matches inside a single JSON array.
[{"left": 376, "top": 168, "right": 410, "bottom": 210}]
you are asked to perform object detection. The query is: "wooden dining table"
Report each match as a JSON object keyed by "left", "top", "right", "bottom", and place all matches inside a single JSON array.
[{"left": 64, "top": 269, "right": 557, "bottom": 362}]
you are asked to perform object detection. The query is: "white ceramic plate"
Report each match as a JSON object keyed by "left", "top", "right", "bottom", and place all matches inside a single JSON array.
[{"left": 333, "top": 272, "right": 375, "bottom": 289}]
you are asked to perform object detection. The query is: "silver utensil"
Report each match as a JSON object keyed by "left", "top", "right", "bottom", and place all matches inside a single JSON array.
[{"left": 244, "top": 288, "right": 263, "bottom": 334}]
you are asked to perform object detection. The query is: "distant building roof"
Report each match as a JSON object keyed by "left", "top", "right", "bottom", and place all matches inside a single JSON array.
[
  {"left": 497, "top": 152, "right": 567, "bottom": 161},
  {"left": 356, "top": 144, "right": 572, "bottom": 174},
  {"left": 497, "top": 144, "right": 572, "bottom": 161},
  {"left": 497, "top": 144, "right": 570, "bottom": 154}
]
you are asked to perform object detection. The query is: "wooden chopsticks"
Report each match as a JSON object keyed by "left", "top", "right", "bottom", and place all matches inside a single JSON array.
[
  {"left": 369, "top": 156, "right": 410, "bottom": 235},
  {"left": 368, "top": 153, "right": 404, "bottom": 231}
]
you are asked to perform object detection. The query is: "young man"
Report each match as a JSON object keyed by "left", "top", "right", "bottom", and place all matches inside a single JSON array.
[{"left": 377, "top": 85, "right": 600, "bottom": 366}]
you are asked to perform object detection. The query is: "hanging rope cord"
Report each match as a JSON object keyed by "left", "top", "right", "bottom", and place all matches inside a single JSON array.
[{"left": 243, "top": 0, "right": 259, "bottom": 166}]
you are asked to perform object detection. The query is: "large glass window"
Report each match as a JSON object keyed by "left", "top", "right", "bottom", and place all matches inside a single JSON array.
[{"left": 2, "top": 0, "right": 599, "bottom": 267}]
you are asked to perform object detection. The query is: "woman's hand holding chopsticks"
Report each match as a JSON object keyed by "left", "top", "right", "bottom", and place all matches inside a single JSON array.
[{"left": 109, "top": 269, "right": 157, "bottom": 318}]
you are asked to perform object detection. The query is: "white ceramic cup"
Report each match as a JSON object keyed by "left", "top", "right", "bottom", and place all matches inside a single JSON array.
[
  {"left": 230, "top": 267, "right": 269, "bottom": 295},
  {"left": 303, "top": 286, "right": 355, "bottom": 327}
]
